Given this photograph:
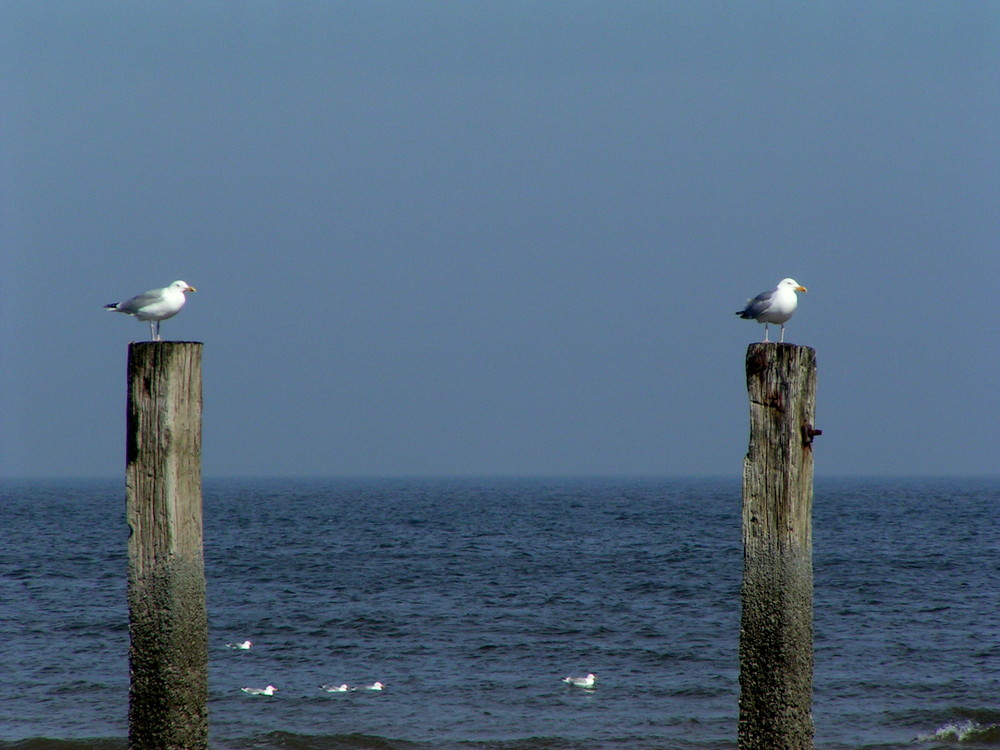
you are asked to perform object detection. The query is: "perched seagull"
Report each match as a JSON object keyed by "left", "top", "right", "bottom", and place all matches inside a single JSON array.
[
  {"left": 736, "top": 278, "right": 807, "bottom": 343},
  {"left": 320, "top": 683, "right": 351, "bottom": 693},
  {"left": 226, "top": 640, "right": 252, "bottom": 651},
  {"left": 241, "top": 685, "right": 277, "bottom": 696},
  {"left": 563, "top": 673, "right": 597, "bottom": 688},
  {"left": 104, "top": 280, "right": 196, "bottom": 341},
  {"left": 363, "top": 681, "right": 385, "bottom": 691}
]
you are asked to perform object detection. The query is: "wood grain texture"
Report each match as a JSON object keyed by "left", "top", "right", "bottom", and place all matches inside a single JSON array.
[
  {"left": 126, "top": 342, "right": 207, "bottom": 750},
  {"left": 739, "top": 342, "right": 817, "bottom": 750}
]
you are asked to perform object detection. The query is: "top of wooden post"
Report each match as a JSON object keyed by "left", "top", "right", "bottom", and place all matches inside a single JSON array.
[
  {"left": 745, "top": 341, "right": 815, "bottom": 375},
  {"left": 129, "top": 340, "right": 204, "bottom": 347}
]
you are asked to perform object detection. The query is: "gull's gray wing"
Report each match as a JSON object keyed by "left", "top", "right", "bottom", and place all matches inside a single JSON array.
[
  {"left": 115, "top": 287, "right": 166, "bottom": 313},
  {"left": 736, "top": 290, "right": 774, "bottom": 319}
]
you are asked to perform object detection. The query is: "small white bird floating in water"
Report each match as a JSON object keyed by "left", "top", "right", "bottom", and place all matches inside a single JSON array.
[
  {"left": 320, "top": 683, "right": 350, "bottom": 693},
  {"left": 563, "top": 673, "right": 597, "bottom": 688},
  {"left": 226, "top": 640, "right": 252, "bottom": 650},
  {"left": 363, "top": 681, "right": 385, "bottom": 691},
  {"left": 104, "top": 280, "right": 196, "bottom": 341},
  {"left": 241, "top": 685, "right": 277, "bottom": 696},
  {"left": 736, "top": 278, "right": 807, "bottom": 343}
]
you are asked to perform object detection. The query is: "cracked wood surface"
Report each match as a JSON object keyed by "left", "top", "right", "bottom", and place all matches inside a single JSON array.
[
  {"left": 739, "top": 343, "right": 817, "bottom": 750},
  {"left": 126, "top": 342, "right": 208, "bottom": 750}
]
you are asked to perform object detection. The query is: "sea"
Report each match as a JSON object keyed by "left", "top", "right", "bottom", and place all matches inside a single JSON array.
[{"left": 1, "top": 477, "right": 997, "bottom": 750}]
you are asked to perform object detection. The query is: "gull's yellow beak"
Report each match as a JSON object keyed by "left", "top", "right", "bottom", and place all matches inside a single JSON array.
[
  {"left": 187, "top": 286, "right": 197, "bottom": 292},
  {"left": 796, "top": 285, "right": 807, "bottom": 292}
]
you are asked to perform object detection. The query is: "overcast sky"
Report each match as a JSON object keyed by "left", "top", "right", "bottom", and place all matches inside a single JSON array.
[{"left": 3, "top": 2, "right": 998, "bottom": 479}]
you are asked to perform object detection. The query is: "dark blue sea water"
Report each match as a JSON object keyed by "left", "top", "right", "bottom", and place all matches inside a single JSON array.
[{"left": 1, "top": 477, "right": 998, "bottom": 750}]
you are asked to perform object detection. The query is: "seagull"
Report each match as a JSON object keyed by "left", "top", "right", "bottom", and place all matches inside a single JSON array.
[
  {"left": 562, "top": 673, "right": 597, "bottom": 688},
  {"left": 241, "top": 685, "right": 277, "bottom": 696},
  {"left": 736, "top": 278, "right": 807, "bottom": 343},
  {"left": 105, "top": 280, "right": 196, "bottom": 341},
  {"left": 226, "top": 640, "right": 252, "bottom": 650},
  {"left": 320, "top": 683, "right": 351, "bottom": 693},
  {"left": 363, "top": 681, "right": 385, "bottom": 691}
]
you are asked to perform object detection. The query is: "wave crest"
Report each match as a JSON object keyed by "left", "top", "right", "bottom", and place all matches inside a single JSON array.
[{"left": 917, "top": 719, "right": 1000, "bottom": 745}]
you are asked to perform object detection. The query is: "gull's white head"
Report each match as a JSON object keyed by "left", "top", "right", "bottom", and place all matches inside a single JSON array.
[
  {"left": 778, "top": 278, "right": 807, "bottom": 293},
  {"left": 171, "top": 280, "right": 197, "bottom": 293}
]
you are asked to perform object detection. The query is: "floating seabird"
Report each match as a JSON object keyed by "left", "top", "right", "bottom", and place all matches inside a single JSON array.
[
  {"left": 320, "top": 683, "right": 350, "bottom": 693},
  {"left": 562, "top": 673, "right": 597, "bottom": 688},
  {"left": 241, "top": 685, "right": 277, "bottom": 696}
]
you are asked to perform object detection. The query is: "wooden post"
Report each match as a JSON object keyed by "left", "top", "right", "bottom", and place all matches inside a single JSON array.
[
  {"left": 126, "top": 342, "right": 207, "bottom": 750},
  {"left": 739, "top": 343, "right": 818, "bottom": 750}
]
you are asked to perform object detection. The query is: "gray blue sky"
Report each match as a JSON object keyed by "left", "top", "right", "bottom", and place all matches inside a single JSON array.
[{"left": 3, "top": 2, "right": 998, "bottom": 478}]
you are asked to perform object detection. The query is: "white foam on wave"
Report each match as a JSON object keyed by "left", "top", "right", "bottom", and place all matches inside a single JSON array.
[{"left": 916, "top": 719, "right": 1000, "bottom": 744}]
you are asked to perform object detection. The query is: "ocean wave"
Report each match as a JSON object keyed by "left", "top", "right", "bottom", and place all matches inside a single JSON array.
[
  {"left": 218, "top": 731, "right": 423, "bottom": 750},
  {"left": 917, "top": 719, "right": 1000, "bottom": 746},
  {"left": 214, "top": 732, "right": 729, "bottom": 750},
  {"left": 5, "top": 478, "right": 997, "bottom": 750},
  {"left": 0, "top": 736, "right": 733, "bottom": 750},
  {"left": 0, "top": 740, "right": 125, "bottom": 750}
]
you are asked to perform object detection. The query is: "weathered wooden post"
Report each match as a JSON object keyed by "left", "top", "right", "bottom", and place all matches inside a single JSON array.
[
  {"left": 126, "top": 342, "right": 207, "bottom": 750},
  {"left": 739, "top": 342, "right": 818, "bottom": 750}
]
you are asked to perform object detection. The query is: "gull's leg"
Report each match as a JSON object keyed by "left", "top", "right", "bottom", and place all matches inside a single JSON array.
[
  {"left": 762, "top": 323, "right": 770, "bottom": 343},
  {"left": 779, "top": 323, "right": 786, "bottom": 343},
  {"left": 149, "top": 321, "right": 156, "bottom": 341}
]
